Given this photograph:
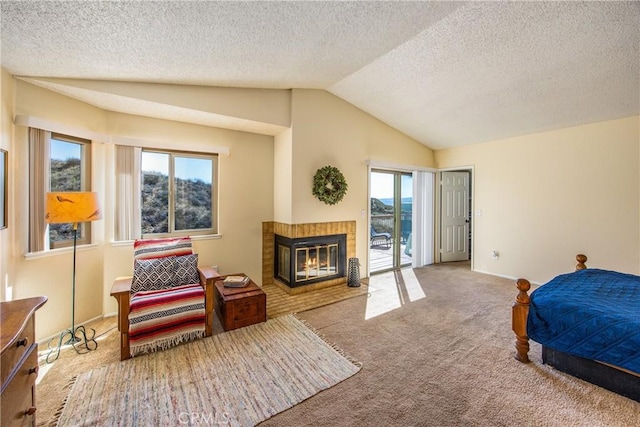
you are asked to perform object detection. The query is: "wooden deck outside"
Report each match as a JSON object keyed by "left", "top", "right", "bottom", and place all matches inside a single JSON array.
[{"left": 369, "top": 240, "right": 411, "bottom": 273}]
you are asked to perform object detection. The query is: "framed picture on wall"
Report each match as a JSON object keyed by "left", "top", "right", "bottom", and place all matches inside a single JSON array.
[{"left": 0, "top": 149, "right": 6, "bottom": 229}]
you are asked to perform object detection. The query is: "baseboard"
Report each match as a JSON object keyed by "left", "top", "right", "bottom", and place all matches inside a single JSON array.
[
  {"left": 472, "top": 269, "right": 543, "bottom": 286},
  {"left": 37, "top": 314, "right": 106, "bottom": 346}
]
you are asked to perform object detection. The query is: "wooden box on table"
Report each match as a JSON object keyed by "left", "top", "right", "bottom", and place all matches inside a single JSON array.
[{"left": 214, "top": 275, "right": 266, "bottom": 331}]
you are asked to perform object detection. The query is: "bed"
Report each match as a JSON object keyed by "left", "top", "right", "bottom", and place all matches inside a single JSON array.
[{"left": 512, "top": 254, "right": 640, "bottom": 402}]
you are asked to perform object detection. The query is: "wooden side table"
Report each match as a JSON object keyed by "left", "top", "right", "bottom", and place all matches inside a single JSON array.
[
  {"left": 1, "top": 296, "right": 47, "bottom": 427},
  {"left": 214, "top": 275, "right": 266, "bottom": 331}
]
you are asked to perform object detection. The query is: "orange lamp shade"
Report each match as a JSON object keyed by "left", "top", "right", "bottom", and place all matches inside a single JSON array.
[{"left": 45, "top": 192, "right": 102, "bottom": 224}]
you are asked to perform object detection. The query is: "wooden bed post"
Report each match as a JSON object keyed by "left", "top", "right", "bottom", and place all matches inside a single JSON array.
[
  {"left": 512, "top": 278, "right": 531, "bottom": 363},
  {"left": 512, "top": 254, "right": 587, "bottom": 364},
  {"left": 576, "top": 254, "right": 587, "bottom": 271}
]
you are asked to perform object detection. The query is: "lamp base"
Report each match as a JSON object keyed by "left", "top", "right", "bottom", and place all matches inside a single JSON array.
[{"left": 45, "top": 325, "right": 98, "bottom": 364}]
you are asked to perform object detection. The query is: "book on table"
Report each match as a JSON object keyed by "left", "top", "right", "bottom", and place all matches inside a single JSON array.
[{"left": 223, "top": 275, "right": 250, "bottom": 288}]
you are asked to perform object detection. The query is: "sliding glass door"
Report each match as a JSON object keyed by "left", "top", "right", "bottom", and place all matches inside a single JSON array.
[{"left": 370, "top": 170, "right": 412, "bottom": 273}]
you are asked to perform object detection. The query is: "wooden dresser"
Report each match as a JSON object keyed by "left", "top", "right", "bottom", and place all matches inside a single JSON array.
[{"left": 1, "top": 296, "right": 47, "bottom": 427}]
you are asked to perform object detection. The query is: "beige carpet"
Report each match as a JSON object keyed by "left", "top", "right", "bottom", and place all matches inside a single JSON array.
[
  {"left": 54, "top": 315, "right": 360, "bottom": 427},
  {"left": 36, "top": 280, "right": 367, "bottom": 426},
  {"left": 38, "top": 263, "right": 640, "bottom": 426},
  {"left": 262, "top": 262, "right": 639, "bottom": 427}
]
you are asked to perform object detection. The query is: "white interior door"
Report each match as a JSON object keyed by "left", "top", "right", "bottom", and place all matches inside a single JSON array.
[{"left": 440, "top": 171, "right": 470, "bottom": 262}]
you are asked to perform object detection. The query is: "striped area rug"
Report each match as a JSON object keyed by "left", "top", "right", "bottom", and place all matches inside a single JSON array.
[{"left": 56, "top": 315, "right": 361, "bottom": 426}]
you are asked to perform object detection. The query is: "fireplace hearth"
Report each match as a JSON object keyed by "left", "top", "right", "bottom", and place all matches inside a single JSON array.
[{"left": 275, "top": 234, "right": 346, "bottom": 288}]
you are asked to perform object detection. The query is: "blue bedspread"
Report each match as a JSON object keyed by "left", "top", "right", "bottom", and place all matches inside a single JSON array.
[{"left": 527, "top": 268, "right": 640, "bottom": 374}]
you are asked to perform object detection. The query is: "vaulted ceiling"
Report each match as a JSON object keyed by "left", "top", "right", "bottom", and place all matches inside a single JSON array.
[{"left": 1, "top": 1, "right": 638, "bottom": 150}]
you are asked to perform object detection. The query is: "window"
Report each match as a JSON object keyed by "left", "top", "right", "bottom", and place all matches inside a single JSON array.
[
  {"left": 49, "top": 133, "right": 92, "bottom": 248},
  {"left": 141, "top": 150, "right": 216, "bottom": 237},
  {"left": 28, "top": 129, "right": 93, "bottom": 252}
]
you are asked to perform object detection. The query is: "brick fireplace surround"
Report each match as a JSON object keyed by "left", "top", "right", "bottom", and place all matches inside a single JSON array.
[{"left": 262, "top": 221, "right": 356, "bottom": 294}]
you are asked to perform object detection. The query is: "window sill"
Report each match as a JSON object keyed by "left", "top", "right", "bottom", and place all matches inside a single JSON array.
[
  {"left": 110, "top": 234, "right": 222, "bottom": 247},
  {"left": 191, "top": 234, "right": 223, "bottom": 241},
  {"left": 24, "top": 243, "right": 99, "bottom": 260}
]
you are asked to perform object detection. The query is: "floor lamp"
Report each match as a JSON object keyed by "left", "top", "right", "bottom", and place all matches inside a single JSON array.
[{"left": 44, "top": 191, "right": 102, "bottom": 363}]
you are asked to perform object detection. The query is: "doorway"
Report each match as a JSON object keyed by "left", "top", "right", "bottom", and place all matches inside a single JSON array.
[
  {"left": 370, "top": 170, "right": 412, "bottom": 273},
  {"left": 440, "top": 170, "right": 472, "bottom": 263}
]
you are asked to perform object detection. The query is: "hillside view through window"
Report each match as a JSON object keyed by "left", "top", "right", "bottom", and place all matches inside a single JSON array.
[
  {"left": 142, "top": 151, "right": 215, "bottom": 236},
  {"left": 49, "top": 136, "right": 90, "bottom": 245}
]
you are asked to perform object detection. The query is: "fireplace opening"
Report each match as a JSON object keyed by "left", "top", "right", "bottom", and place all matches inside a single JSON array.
[{"left": 275, "top": 234, "right": 346, "bottom": 288}]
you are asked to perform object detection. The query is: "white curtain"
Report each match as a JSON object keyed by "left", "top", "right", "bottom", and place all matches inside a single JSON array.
[
  {"left": 115, "top": 145, "right": 142, "bottom": 241},
  {"left": 412, "top": 171, "right": 434, "bottom": 268},
  {"left": 28, "top": 128, "right": 50, "bottom": 252}
]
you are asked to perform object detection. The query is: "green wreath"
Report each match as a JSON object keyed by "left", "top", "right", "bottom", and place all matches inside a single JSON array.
[{"left": 312, "top": 165, "right": 348, "bottom": 205}]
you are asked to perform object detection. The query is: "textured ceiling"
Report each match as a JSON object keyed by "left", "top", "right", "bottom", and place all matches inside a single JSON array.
[{"left": 1, "top": 1, "right": 639, "bottom": 150}]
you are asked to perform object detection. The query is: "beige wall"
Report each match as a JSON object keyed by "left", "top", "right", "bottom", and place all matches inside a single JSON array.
[
  {"left": 290, "top": 89, "right": 436, "bottom": 265},
  {"left": 0, "top": 69, "right": 15, "bottom": 302},
  {"left": 16, "top": 80, "right": 109, "bottom": 134},
  {"left": 5, "top": 80, "right": 434, "bottom": 340},
  {"left": 11, "top": 81, "right": 108, "bottom": 340},
  {"left": 101, "top": 112, "right": 274, "bottom": 317},
  {"left": 24, "top": 78, "right": 291, "bottom": 134},
  {"left": 9, "top": 80, "right": 274, "bottom": 340},
  {"left": 273, "top": 128, "right": 293, "bottom": 224},
  {"left": 435, "top": 116, "right": 640, "bottom": 284},
  {"left": 16, "top": 73, "right": 635, "bottom": 339}
]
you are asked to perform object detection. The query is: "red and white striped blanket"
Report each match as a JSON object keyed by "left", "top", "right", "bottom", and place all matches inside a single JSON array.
[{"left": 128, "top": 283, "right": 206, "bottom": 357}]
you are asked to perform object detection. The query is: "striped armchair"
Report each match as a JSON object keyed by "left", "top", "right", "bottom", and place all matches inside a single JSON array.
[{"left": 110, "top": 237, "right": 219, "bottom": 360}]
